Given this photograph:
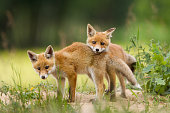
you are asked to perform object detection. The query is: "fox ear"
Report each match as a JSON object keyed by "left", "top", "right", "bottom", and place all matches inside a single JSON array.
[
  {"left": 105, "top": 28, "right": 116, "bottom": 39},
  {"left": 45, "top": 45, "right": 54, "bottom": 59},
  {"left": 27, "top": 50, "right": 37, "bottom": 62},
  {"left": 87, "top": 24, "right": 96, "bottom": 37}
]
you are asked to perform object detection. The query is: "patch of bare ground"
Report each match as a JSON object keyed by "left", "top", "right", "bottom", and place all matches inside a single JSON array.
[
  {"left": 0, "top": 89, "right": 169, "bottom": 113},
  {"left": 74, "top": 89, "right": 169, "bottom": 113}
]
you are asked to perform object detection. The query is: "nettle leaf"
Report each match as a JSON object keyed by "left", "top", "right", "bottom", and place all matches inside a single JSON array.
[
  {"left": 143, "top": 64, "right": 155, "bottom": 73},
  {"left": 155, "top": 78, "right": 165, "bottom": 85}
]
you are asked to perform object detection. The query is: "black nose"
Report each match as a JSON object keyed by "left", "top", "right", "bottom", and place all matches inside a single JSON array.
[
  {"left": 96, "top": 49, "right": 99, "bottom": 52},
  {"left": 41, "top": 76, "right": 45, "bottom": 79}
]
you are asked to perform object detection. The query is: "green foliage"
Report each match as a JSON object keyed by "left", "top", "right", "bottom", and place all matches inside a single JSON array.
[
  {"left": 0, "top": 28, "right": 169, "bottom": 112},
  {"left": 0, "top": 81, "right": 76, "bottom": 113},
  {"left": 128, "top": 37, "right": 170, "bottom": 95},
  {"left": 0, "top": 66, "right": 76, "bottom": 113}
]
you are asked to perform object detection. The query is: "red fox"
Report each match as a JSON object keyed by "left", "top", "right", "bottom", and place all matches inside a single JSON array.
[
  {"left": 27, "top": 26, "right": 140, "bottom": 102},
  {"left": 86, "top": 24, "right": 140, "bottom": 98}
]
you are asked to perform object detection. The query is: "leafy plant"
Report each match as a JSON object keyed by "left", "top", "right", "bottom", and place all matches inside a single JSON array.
[
  {"left": 144, "top": 41, "right": 170, "bottom": 95},
  {"left": 127, "top": 36, "right": 170, "bottom": 95},
  {"left": 0, "top": 66, "right": 77, "bottom": 113}
]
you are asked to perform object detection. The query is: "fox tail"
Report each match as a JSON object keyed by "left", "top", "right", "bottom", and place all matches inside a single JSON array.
[
  {"left": 125, "top": 53, "right": 137, "bottom": 73},
  {"left": 108, "top": 57, "right": 141, "bottom": 89}
]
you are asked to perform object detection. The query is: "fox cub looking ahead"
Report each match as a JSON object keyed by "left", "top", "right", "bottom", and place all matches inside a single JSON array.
[
  {"left": 86, "top": 24, "right": 139, "bottom": 98},
  {"left": 27, "top": 25, "right": 140, "bottom": 102}
]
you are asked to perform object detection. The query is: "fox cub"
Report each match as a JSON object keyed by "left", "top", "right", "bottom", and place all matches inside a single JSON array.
[
  {"left": 86, "top": 24, "right": 139, "bottom": 98},
  {"left": 28, "top": 25, "right": 140, "bottom": 102}
]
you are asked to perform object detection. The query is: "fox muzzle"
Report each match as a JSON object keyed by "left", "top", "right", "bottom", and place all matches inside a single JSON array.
[{"left": 40, "top": 74, "right": 48, "bottom": 79}]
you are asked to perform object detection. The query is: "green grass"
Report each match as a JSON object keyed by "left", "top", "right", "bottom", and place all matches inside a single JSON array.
[
  {"left": 0, "top": 40, "right": 169, "bottom": 113},
  {"left": 0, "top": 49, "right": 96, "bottom": 90},
  {"left": 0, "top": 50, "right": 43, "bottom": 87}
]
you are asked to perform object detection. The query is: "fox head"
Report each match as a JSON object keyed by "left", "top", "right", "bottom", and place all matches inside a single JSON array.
[
  {"left": 87, "top": 24, "right": 116, "bottom": 53},
  {"left": 27, "top": 45, "right": 56, "bottom": 79}
]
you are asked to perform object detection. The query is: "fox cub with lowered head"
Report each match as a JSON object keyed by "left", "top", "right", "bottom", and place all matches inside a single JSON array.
[
  {"left": 86, "top": 24, "right": 140, "bottom": 98},
  {"left": 27, "top": 25, "right": 140, "bottom": 102}
]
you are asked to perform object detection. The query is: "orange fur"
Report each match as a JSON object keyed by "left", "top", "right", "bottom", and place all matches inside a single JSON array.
[
  {"left": 27, "top": 25, "right": 140, "bottom": 102},
  {"left": 28, "top": 43, "right": 108, "bottom": 102},
  {"left": 87, "top": 24, "right": 139, "bottom": 99}
]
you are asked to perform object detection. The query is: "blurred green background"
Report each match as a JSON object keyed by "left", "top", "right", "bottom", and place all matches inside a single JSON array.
[
  {"left": 0, "top": 0, "right": 170, "bottom": 49},
  {"left": 0, "top": 0, "right": 170, "bottom": 87}
]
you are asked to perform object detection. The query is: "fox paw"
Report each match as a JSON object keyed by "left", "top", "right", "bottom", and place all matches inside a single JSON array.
[
  {"left": 66, "top": 99, "right": 75, "bottom": 103},
  {"left": 110, "top": 97, "right": 116, "bottom": 102},
  {"left": 120, "top": 93, "right": 127, "bottom": 98}
]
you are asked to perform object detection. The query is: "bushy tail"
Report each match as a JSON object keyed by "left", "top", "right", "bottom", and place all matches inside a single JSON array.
[
  {"left": 125, "top": 53, "right": 137, "bottom": 73},
  {"left": 108, "top": 57, "right": 137, "bottom": 85}
]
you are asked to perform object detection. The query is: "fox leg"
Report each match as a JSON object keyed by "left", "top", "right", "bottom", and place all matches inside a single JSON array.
[
  {"left": 105, "top": 73, "right": 110, "bottom": 93},
  {"left": 51, "top": 71, "right": 66, "bottom": 99},
  {"left": 89, "top": 68, "right": 104, "bottom": 100},
  {"left": 57, "top": 77, "right": 66, "bottom": 98},
  {"left": 87, "top": 73, "right": 106, "bottom": 91},
  {"left": 94, "top": 73, "right": 104, "bottom": 100},
  {"left": 67, "top": 72, "right": 77, "bottom": 102},
  {"left": 107, "top": 68, "right": 116, "bottom": 101},
  {"left": 116, "top": 71, "right": 127, "bottom": 98},
  {"left": 87, "top": 73, "right": 93, "bottom": 81}
]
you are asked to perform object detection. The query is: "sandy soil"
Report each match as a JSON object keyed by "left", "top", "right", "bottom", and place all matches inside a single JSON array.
[
  {"left": 0, "top": 89, "right": 169, "bottom": 113},
  {"left": 74, "top": 90, "right": 168, "bottom": 113}
]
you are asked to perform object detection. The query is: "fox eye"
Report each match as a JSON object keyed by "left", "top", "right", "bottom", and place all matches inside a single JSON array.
[
  {"left": 92, "top": 41, "right": 96, "bottom": 44},
  {"left": 101, "top": 42, "right": 105, "bottom": 45},
  {"left": 45, "top": 65, "right": 49, "bottom": 69},
  {"left": 37, "top": 67, "right": 40, "bottom": 70}
]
